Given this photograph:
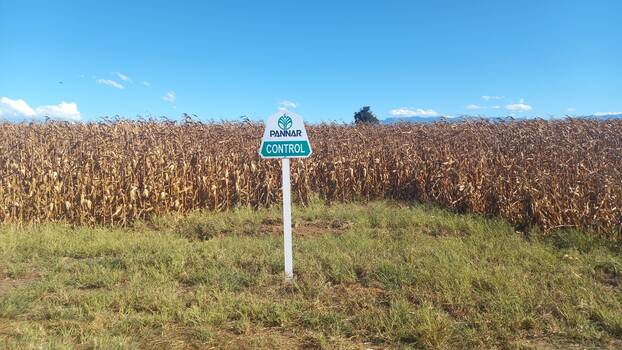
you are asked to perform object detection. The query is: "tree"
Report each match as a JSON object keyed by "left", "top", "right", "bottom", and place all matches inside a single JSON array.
[{"left": 354, "top": 106, "right": 379, "bottom": 124}]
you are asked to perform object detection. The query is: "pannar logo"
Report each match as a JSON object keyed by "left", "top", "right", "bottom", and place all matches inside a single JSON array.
[
  {"left": 278, "top": 115, "right": 293, "bottom": 131},
  {"left": 270, "top": 114, "right": 302, "bottom": 137}
]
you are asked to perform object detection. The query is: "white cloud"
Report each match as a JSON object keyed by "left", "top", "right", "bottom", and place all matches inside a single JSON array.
[
  {"left": 482, "top": 95, "right": 504, "bottom": 101},
  {"left": 97, "top": 79, "right": 124, "bottom": 89},
  {"left": 0, "top": 97, "right": 81, "bottom": 120},
  {"left": 114, "top": 72, "right": 131, "bottom": 82},
  {"left": 505, "top": 98, "right": 532, "bottom": 112},
  {"left": 35, "top": 102, "right": 81, "bottom": 120},
  {"left": 466, "top": 104, "right": 485, "bottom": 110},
  {"left": 594, "top": 111, "right": 622, "bottom": 116},
  {"left": 142, "top": 81, "right": 151, "bottom": 87},
  {"left": 163, "top": 91, "right": 176, "bottom": 103},
  {"left": 279, "top": 100, "right": 297, "bottom": 109},
  {"left": 389, "top": 107, "right": 439, "bottom": 117},
  {"left": 567, "top": 108, "right": 576, "bottom": 112},
  {"left": 0, "top": 96, "right": 36, "bottom": 117}
]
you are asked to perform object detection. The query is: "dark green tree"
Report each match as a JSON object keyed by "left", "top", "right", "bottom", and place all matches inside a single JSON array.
[{"left": 354, "top": 106, "right": 379, "bottom": 124}]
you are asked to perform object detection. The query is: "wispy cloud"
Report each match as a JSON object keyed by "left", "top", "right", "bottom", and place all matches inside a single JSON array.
[
  {"left": 96, "top": 79, "right": 124, "bottom": 89},
  {"left": 482, "top": 95, "right": 504, "bottom": 101},
  {"left": 0, "top": 96, "right": 81, "bottom": 120},
  {"left": 567, "top": 108, "right": 576, "bottom": 112},
  {"left": 114, "top": 72, "right": 131, "bottom": 82},
  {"left": 162, "top": 91, "right": 176, "bottom": 103},
  {"left": 278, "top": 100, "right": 297, "bottom": 109},
  {"left": 142, "top": 81, "right": 151, "bottom": 87},
  {"left": 466, "top": 104, "right": 485, "bottom": 110},
  {"left": 505, "top": 98, "right": 532, "bottom": 112},
  {"left": 491, "top": 105, "right": 501, "bottom": 109},
  {"left": 389, "top": 107, "right": 439, "bottom": 117},
  {"left": 594, "top": 111, "right": 622, "bottom": 116}
]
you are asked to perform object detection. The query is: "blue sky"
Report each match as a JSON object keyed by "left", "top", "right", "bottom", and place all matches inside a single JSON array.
[{"left": 1, "top": 0, "right": 621, "bottom": 122}]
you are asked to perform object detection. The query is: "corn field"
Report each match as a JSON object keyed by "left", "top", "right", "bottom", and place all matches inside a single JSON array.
[{"left": 0, "top": 118, "right": 620, "bottom": 236}]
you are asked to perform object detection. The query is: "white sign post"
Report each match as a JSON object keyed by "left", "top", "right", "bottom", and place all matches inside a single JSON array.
[{"left": 259, "top": 111, "right": 312, "bottom": 281}]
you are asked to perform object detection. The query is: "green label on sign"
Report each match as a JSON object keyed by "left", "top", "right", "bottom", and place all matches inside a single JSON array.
[{"left": 260, "top": 140, "right": 311, "bottom": 158}]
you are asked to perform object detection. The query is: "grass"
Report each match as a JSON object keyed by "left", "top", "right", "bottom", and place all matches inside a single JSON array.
[{"left": 0, "top": 200, "right": 621, "bottom": 349}]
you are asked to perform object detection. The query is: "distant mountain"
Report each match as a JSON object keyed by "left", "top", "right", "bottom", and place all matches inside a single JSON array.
[
  {"left": 0, "top": 116, "right": 43, "bottom": 123},
  {"left": 585, "top": 113, "right": 622, "bottom": 120},
  {"left": 381, "top": 116, "right": 453, "bottom": 124},
  {"left": 381, "top": 115, "right": 502, "bottom": 124},
  {"left": 381, "top": 114, "right": 622, "bottom": 124}
]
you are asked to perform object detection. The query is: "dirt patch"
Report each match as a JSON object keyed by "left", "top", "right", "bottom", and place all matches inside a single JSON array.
[
  {"left": 0, "top": 269, "right": 40, "bottom": 296},
  {"left": 295, "top": 218, "right": 352, "bottom": 237},
  {"left": 260, "top": 218, "right": 352, "bottom": 237},
  {"left": 260, "top": 217, "right": 280, "bottom": 226},
  {"left": 176, "top": 217, "right": 353, "bottom": 241},
  {"left": 259, "top": 218, "right": 281, "bottom": 235}
]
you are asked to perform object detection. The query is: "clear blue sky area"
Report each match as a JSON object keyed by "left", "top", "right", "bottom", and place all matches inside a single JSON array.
[{"left": 1, "top": 0, "right": 620, "bottom": 122}]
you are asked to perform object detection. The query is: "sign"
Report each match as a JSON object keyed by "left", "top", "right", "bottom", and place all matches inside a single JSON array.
[
  {"left": 258, "top": 110, "right": 312, "bottom": 281},
  {"left": 259, "top": 112, "right": 312, "bottom": 159}
]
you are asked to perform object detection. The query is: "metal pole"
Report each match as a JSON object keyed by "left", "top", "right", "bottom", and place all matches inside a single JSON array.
[{"left": 282, "top": 158, "right": 293, "bottom": 281}]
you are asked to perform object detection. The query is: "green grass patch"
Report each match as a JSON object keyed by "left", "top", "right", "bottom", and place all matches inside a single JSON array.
[{"left": 0, "top": 201, "right": 621, "bottom": 349}]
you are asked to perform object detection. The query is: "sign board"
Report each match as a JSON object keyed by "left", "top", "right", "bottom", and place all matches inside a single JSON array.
[
  {"left": 258, "top": 110, "right": 312, "bottom": 281},
  {"left": 259, "top": 112, "right": 312, "bottom": 159}
]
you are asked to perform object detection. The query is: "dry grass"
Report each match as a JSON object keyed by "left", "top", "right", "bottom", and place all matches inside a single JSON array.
[{"left": 0, "top": 118, "right": 620, "bottom": 236}]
